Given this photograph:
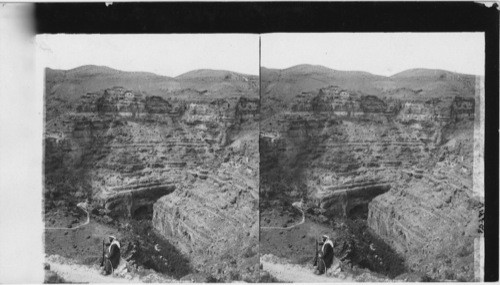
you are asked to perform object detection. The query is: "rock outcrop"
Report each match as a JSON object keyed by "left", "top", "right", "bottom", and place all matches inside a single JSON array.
[
  {"left": 367, "top": 120, "right": 481, "bottom": 281},
  {"left": 152, "top": 132, "right": 259, "bottom": 280}
]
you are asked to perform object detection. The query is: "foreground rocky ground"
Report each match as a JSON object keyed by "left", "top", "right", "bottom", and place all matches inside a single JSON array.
[
  {"left": 44, "top": 65, "right": 259, "bottom": 282},
  {"left": 260, "top": 65, "right": 483, "bottom": 282},
  {"left": 44, "top": 254, "right": 176, "bottom": 283}
]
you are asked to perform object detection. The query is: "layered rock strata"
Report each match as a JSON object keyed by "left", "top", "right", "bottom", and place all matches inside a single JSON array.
[
  {"left": 46, "top": 83, "right": 258, "bottom": 212},
  {"left": 260, "top": 65, "right": 481, "bottom": 280},
  {"left": 152, "top": 129, "right": 260, "bottom": 279},
  {"left": 45, "top": 67, "right": 260, "bottom": 280}
]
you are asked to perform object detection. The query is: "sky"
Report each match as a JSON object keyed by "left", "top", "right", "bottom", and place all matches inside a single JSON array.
[
  {"left": 262, "top": 33, "right": 485, "bottom": 76},
  {"left": 37, "top": 33, "right": 484, "bottom": 77},
  {"left": 36, "top": 34, "right": 260, "bottom": 76}
]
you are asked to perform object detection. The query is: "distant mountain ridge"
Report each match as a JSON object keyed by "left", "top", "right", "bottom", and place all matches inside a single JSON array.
[
  {"left": 46, "top": 64, "right": 475, "bottom": 108},
  {"left": 47, "top": 65, "right": 174, "bottom": 79},
  {"left": 45, "top": 65, "right": 259, "bottom": 104},
  {"left": 47, "top": 65, "right": 258, "bottom": 79},
  {"left": 261, "top": 64, "right": 476, "bottom": 97},
  {"left": 65, "top": 65, "right": 121, "bottom": 74},
  {"left": 176, "top": 69, "right": 257, "bottom": 80},
  {"left": 262, "top": 64, "right": 477, "bottom": 79},
  {"left": 49, "top": 64, "right": 476, "bottom": 81},
  {"left": 390, "top": 68, "right": 474, "bottom": 79},
  {"left": 259, "top": 64, "right": 477, "bottom": 121}
]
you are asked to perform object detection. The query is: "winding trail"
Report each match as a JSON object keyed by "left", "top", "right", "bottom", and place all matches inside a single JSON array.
[
  {"left": 46, "top": 258, "right": 139, "bottom": 283},
  {"left": 261, "top": 203, "right": 305, "bottom": 231},
  {"left": 46, "top": 255, "right": 178, "bottom": 283},
  {"left": 45, "top": 204, "right": 90, "bottom": 230}
]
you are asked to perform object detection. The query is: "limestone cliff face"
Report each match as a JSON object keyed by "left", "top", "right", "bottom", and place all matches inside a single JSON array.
[
  {"left": 45, "top": 70, "right": 260, "bottom": 280},
  {"left": 152, "top": 132, "right": 259, "bottom": 277},
  {"left": 260, "top": 66, "right": 480, "bottom": 280},
  {"left": 260, "top": 95, "right": 437, "bottom": 217},
  {"left": 366, "top": 121, "right": 481, "bottom": 281},
  {"left": 45, "top": 85, "right": 259, "bottom": 219},
  {"left": 261, "top": 79, "right": 473, "bottom": 199}
]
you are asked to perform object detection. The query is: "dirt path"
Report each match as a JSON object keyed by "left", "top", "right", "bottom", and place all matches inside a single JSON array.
[
  {"left": 46, "top": 257, "right": 140, "bottom": 283},
  {"left": 45, "top": 204, "right": 90, "bottom": 230},
  {"left": 261, "top": 257, "right": 353, "bottom": 283},
  {"left": 261, "top": 204, "right": 305, "bottom": 231}
]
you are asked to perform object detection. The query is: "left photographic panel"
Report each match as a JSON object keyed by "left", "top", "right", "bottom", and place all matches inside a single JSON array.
[{"left": 38, "top": 34, "right": 260, "bottom": 283}]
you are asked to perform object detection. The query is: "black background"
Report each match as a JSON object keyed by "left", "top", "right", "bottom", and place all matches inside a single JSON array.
[{"left": 35, "top": 2, "right": 499, "bottom": 281}]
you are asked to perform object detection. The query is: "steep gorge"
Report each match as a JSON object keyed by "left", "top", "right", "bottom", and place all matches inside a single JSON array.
[
  {"left": 260, "top": 65, "right": 482, "bottom": 281},
  {"left": 44, "top": 66, "right": 260, "bottom": 281}
]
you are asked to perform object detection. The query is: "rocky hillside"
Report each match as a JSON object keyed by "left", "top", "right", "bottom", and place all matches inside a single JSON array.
[
  {"left": 260, "top": 64, "right": 482, "bottom": 281},
  {"left": 44, "top": 66, "right": 259, "bottom": 281},
  {"left": 261, "top": 65, "right": 475, "bottom": 123}
]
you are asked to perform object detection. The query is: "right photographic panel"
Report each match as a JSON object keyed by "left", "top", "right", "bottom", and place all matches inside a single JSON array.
[{"left": 259, "top": 33, "right": 485, "bottom": 282}]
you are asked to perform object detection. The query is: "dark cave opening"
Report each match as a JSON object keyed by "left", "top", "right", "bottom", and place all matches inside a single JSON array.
[
  {"left": 341, "top": 218, "right": 407, "bottom": 279},
  {"left": 324, "top": 189, "right": 407, "bottom": 279},
  {"left": 334, "top": 191, "right": 407, "bottom": 280},
  {"left": 126, "top": 220, "right": 192, "bottom": 279},
  {"left": 348, "top": 203, "right": 369, "bottom": 220},
  {"left": 133, "top": 204, "right": 153, "bottom": 220}
]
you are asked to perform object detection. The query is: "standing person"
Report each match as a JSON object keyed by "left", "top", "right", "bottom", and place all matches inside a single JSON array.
[
  {"left": 100, "top": 235, "right": 121, "bottom": 275},
  {"left": 314, "top": 235, "right": 334, "bottom": 275}
]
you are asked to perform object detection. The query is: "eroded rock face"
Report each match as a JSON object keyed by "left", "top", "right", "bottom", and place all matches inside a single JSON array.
[
  {"left": 46, "top": 83, "right": 258, "bottom": 217},
  {"left": 260, "top": 105, "right": 437, "bottom": 216},
  {"left": 44, "top": 67, "right": 260, "bottom": 280},
  {"left": 152, "top": 132, "right": 259, "bottom": 279},
  {"left": 318, "top": 179, "right": 391, "bottom": 217},
  {"left": 367, "top": 121, "right": 481, "bottom": 281},
  {"left": 260, "top": 65, "right": 481, "bottom": 280}
]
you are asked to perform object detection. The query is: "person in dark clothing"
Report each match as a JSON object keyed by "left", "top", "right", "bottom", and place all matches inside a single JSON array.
[
  {"left": 314, "top": 235, "right": 334, "bottom": 275},
  {"left": 100, "top": 235, "right": 121, "bottom": 275}
]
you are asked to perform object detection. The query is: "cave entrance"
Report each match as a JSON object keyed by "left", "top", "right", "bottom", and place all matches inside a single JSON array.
[
  {"left": 348, "top": 204, "right": 369, "bottom": 220},
  {"left": 334, "top": 185, "right": 407, "bottom": 279},
  {"left": 133, "top": 204, "right": 153, "bottom": 220}
]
